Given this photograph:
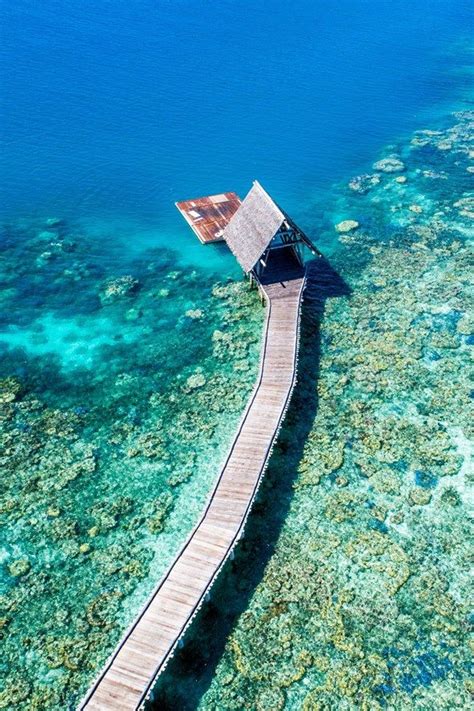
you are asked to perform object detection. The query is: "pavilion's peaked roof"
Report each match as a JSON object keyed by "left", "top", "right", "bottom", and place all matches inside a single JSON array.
[{"left": 222, "top": 181, "right": 286, "bottom": 273}]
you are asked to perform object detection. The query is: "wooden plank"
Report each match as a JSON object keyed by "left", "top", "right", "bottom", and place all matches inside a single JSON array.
[{"left": 175, "top": 193, "right": 242, "bottom": 244}]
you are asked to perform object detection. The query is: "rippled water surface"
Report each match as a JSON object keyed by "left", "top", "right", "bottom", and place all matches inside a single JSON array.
[{"left": 0, "top": 0, "right": 473, "bottom": 708}]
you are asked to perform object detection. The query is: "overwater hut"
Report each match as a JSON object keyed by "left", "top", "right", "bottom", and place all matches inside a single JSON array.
[{"left": 176, "top": 180, "right": 321, "bottom": 285}]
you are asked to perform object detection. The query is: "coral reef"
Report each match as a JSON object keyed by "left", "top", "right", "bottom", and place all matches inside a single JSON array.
[
  {"left": 0, "top": 216, "right": 263, "bottom": 707},
  {"left": 1, "top": 104, "right": 472, "bottom": 710},
  {"left": 99, "top": 275, "right": 139, "bottom": 304},
  {"left": 348, "top": 173, "right": 381, "bottom": 195},
  {"left": 196, "top": 109, "right": 473, "bottom": 711},
  {"left": 372, "top": 154, "right": 406, "bottom": 172},
  {"left": 335, "top": 220, "right": 359, "bottom": 233}
]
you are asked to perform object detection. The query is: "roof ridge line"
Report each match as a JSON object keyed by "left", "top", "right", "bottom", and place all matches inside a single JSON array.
[{"left": 252, "top": 180, "right": 285, "bottom": 219}]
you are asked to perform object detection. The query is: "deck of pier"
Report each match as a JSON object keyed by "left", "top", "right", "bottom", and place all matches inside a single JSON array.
[{"left": 80, "top": 275, "right": 305, "bottom": 711}]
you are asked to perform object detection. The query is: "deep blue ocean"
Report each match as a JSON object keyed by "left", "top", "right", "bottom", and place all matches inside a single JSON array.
[{"left": 1, "top": 0, "right": 472, "bottom": 265}]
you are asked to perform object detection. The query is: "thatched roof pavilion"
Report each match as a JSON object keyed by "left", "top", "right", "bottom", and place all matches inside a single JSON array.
[{"left": 177, "top": 180, "right": 320, "bottom": 284}]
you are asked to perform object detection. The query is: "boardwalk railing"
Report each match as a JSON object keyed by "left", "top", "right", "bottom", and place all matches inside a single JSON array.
[{"left": 80, "top": 275, "right": 306, "bottom": 711}]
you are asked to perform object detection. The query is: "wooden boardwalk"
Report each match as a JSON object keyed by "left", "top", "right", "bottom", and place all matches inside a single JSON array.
[{"left": 80, "top": 275, "right": 305, "bottom": 711}]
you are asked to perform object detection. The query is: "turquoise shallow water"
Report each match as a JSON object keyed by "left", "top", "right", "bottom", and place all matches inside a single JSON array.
[
  {"left": 1, "top": 0, "right": 473, "bottom": 708},
  {"left": 154, "top": 109, "right": 474, "bottom": 710},
  {"left": 0, "top": 220, "right": 266, "bottom": 707}
]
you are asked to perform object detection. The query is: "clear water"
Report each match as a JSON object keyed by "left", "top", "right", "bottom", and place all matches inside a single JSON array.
[
  {"left": 183, "top": 109, "right": 473, "bottom": 711},
  {"left": 0, "top": 0, "right": 472, "bottom": 708},
  {"left": 1, "top": 1, "right": 472, "bottom": 231}
]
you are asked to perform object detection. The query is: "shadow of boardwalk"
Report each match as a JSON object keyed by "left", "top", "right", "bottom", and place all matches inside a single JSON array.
[{"left": 147, "top": 258, "right": 350, "bottom": 710}]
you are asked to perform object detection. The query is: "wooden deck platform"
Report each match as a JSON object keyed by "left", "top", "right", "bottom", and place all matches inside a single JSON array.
[
  {"left": 80, "top": 275, "right": 306, "bottom": 711},
  {"left": 175, "top": 193, "right": 242, "bottom": 244}
]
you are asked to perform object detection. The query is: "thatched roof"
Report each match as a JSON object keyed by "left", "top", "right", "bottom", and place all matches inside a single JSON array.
[{"left": 222, "top": 181, "right": 286, "bottom": 273}]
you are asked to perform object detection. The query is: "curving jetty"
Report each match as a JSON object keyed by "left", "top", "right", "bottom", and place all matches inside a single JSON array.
[{"left": 80, "top": 274, "right": 305, "bottom": 710}]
